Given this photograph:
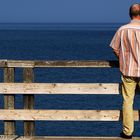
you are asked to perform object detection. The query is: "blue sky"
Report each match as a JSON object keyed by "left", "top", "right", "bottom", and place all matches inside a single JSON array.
[{"left": 0, "top": 0, "right": 139, "bottom": 23}]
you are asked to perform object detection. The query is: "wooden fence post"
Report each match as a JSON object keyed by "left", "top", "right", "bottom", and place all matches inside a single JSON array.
[
  {"left": 23, "top": 68, "right": 35, "bottom": 136},
  {"left": 4, "top": 68, "right": 15, "bottom": 135}
]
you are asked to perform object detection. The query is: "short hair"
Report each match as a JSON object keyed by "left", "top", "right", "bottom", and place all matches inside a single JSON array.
[{"left": 129, "top": 4, "right": 140, "bottom": 18}]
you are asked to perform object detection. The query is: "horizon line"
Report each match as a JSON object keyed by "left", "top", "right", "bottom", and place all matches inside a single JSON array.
[{"left": 0, "top": 22, "right": 126, "bottom": 24}]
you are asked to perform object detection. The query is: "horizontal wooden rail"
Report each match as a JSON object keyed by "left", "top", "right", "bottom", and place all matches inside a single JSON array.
[
  {"left": 0, "top": 83, "right": 120, "bottom": 94},
  {"left": 1, "top": 136, "right": 140, "bottom": 140},
  {"left": 0, "top": 59, "right": 126, "bottom": 137},
  {"left": 0, "top": 110, "right": 139, "bottom": 121},
  {"left": 0, "top": 60, "right": 119, "bottom": 68}
]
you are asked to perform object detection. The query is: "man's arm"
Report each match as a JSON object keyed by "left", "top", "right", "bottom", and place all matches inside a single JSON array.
[
  {"left": 113, "top": 49, "right": 119, "bottom": 59},
  {"left": 110, "top": 30, "right": 121, "bottom": 59}
]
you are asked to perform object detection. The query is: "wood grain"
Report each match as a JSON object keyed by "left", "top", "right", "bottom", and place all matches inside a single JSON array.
[
  {"left": 0, "top": 83, "right": 120, "bottom": 94},
  {"left": 0, "top": 60, "right": 119, "bottom": 68},
  {"left": 0, "top": 110, "right": 138, "bottom": 121},
  {"left": 23, "top": 68, "right": 35, "bottom": 136},
  {"left": 4, "top": 68, "right": 15, "bottom": 135}
]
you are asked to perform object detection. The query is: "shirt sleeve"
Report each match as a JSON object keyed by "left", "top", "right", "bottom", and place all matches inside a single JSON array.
[{"left": 110, "top": 30, "right": 121, "bottom": 57}]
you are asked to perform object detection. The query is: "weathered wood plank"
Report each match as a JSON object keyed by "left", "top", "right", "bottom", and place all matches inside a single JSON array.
[
  {"left": 23, "top": 68, "right": 35, "bottom": 136},
  {"left": 0, "top": 136, "right": 140, "bottom": 140},
  {"left": 8, "top": 60, "right": 35, "bottom": 68},
  {"left": 15, "top": 136, "right": 140, "bottom": 140},
  {"left": 0, "top": 60, "right": 119, "bottom": 68},
  {"left": 4, "top": 68, "right": 15, "bottom": 135},
  {"left": 34, "top": 60, "right": 119, "bottom": 68},
  {"left": 0, "top": 83, "right": 120, "bottom": 94},
  {"left": 0, "top": 60, "right": 7, "bottom": 67},
  {"left": 0, "top": 110, "right": 138, "bottom": 121},
  {"left": 0, "top": 135, "right": 18, "bottom": 140}
]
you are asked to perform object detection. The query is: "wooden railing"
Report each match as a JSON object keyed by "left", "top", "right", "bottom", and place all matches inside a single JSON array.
[{"left": 0, "top": 60, "right": 139, "bottom": 137}]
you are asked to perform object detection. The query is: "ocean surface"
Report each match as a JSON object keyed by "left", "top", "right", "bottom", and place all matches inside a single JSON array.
[{"left": 0, "top": 23, "right": 140, "bottom": 136}]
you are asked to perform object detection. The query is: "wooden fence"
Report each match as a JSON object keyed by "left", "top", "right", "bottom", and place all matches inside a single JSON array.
[{"left": 0, "top": 60, "right": 139, "bottom": 137}]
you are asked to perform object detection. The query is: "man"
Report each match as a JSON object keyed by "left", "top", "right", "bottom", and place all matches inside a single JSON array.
[{"left": 110, "top": 4, "right": 140, "bottom": 139}]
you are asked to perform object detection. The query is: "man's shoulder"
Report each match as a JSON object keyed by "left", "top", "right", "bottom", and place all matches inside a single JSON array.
[
  {"left": 118, "top": 23, "right": 140, "bottom": 32},
  {"left": 118, "top": 24, "right": 131, "bottom": 31}
]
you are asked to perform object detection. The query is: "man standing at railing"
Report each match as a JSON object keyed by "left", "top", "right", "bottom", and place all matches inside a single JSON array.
[{"left": 110, "top": 3, "right": 140, "bottom": 139}]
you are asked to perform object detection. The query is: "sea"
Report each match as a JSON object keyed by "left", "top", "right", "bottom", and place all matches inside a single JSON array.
[{"left": 0, "top": 23, "right": 140, "bottom": 137}]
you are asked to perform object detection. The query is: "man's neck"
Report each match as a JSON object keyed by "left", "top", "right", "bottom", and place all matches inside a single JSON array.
[{"left": 132, "top": 17, "right": 140, "bottom": 20}]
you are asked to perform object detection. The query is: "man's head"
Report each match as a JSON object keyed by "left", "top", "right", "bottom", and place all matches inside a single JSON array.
[{"left": 129, "top": 4, "right": 140, "bottom": 19}]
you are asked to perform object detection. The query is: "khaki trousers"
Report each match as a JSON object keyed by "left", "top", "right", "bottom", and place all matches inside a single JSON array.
[{"left": 121, "top": 75, "right": 140, "bottom": 136}]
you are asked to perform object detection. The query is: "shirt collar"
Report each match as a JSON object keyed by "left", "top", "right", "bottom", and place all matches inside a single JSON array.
[{"left": 131, "top": 19, "right": 140, "bottom": 23}]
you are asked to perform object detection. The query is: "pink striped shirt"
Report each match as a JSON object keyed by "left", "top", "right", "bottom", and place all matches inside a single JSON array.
[{"left": 110, "top": 20, "right": 140, "bottom": 77}]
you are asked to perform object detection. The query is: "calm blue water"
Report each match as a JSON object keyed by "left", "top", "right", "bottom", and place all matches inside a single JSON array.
[{"left": 0, "top": 23, "right": 140, "bottom": 136}]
